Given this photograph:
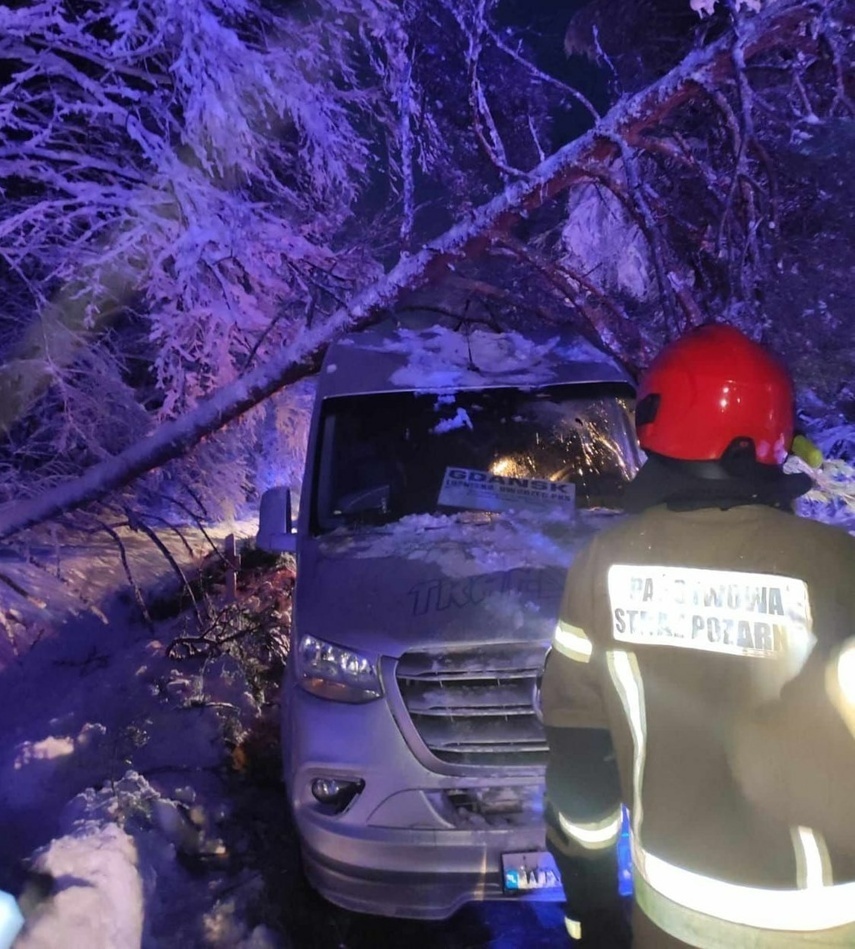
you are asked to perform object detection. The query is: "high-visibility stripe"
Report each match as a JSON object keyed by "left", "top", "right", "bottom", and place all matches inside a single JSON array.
[
  {"left": 793, "top": 826, "right": 832, "bottom": 889},
  {"left": 635, "top": 872, "right": 855, "bottom": 949},
  {"left": 827, "top": 639, "right": 855, "bottom": 739},
  {"left": 552, "top": 619, "right": 592, "bottom": 663},
  {"left": 606, "top": 650, "right": 647, "bottom": 833},
  {"left": 635, "top": 840, "right": 855, "bottom": 933},
  {"left": 0, "top": 890, "right": 24, "bottom": 949},
  {"left": 837, "top": 643, "right": 855, "bottom": 703},
  {"left": 558, "top": 804, "right": 623, "bottom": 851}
]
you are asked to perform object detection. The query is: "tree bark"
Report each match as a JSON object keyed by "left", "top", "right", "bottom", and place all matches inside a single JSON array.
[{"left": 0, "top": 0, "right": 821, "bottom": 540}]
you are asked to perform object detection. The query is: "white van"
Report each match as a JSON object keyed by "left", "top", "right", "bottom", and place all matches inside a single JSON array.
[{"left": 256, "top": 322, "right": 639, "bottom": 919}]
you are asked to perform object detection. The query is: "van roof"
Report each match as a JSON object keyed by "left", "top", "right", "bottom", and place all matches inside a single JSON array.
[{"left": 317, "top": 324, "right": 635, "bottom": 399}]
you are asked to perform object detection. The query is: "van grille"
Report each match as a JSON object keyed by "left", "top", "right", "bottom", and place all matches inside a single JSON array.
[{"left": 395, "top": 644, "right": 549, "bottom": 767}]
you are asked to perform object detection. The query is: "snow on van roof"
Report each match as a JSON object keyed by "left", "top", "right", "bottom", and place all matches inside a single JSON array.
[{"left": 319, "top": 324, "right": 632, "bottom": 397}]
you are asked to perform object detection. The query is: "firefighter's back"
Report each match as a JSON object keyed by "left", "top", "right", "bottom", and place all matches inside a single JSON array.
[{"left": 586, "top": 502, "right": 855, "bottom": 947}]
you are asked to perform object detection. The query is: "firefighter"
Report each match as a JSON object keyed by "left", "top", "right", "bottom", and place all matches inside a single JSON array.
[{"left": 542, "top": 323, "right": 855, "bottom": 947}]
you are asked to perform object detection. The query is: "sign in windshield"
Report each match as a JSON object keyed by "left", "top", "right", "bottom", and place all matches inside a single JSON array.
[{"left": 438, "top": 467, "right": 576, "bottom": 514}]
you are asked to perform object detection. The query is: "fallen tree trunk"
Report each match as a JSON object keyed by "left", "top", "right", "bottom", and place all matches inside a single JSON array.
[{"left": 0, "top": 0, "right": 822, "bottom": 540}]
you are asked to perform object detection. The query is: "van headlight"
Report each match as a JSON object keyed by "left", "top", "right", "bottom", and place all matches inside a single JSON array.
[{"left": 296, "top": 635, "right": 383, "bottom": 703}]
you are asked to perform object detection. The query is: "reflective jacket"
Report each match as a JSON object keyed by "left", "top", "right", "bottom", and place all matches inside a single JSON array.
[{"left": 541, "top": 502, "right": 855, "bottom": 948}]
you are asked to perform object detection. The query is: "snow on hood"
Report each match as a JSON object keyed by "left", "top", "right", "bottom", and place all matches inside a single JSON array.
[
  {"left": 295, "top": 508, "right": 623, "bottom": 654},
  {"left": 317, "top": 507, "right": 617, "bottom": 575}
]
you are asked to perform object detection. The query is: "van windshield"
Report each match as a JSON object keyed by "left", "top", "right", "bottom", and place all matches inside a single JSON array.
[{"left": 312, "top": 384, "right": 638, "bottom": 533}]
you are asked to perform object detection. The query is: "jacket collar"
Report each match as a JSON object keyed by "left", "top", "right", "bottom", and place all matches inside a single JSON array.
[{"left": 624, "top": 453, "right": 812, "bottom": 514}]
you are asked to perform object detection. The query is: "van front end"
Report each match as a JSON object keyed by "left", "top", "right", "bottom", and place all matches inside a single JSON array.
[
  {"left": 282, "top": 636, "right": 561, "bottom": 920},
  {"left": 257, "top": 322, "right": 641, "bottom": 920}
]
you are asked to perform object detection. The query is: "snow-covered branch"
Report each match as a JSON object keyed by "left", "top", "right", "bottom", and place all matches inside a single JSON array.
[
  {"left": 0, "top": 0, "right": 824, "bottom": 540},
  {"left": 0, "top": 0, "right": 402, "bottom": 435}
]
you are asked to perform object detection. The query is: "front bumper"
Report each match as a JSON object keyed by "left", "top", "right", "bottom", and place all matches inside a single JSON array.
[
  {"left": 300, "top": 818, "right": 554, "bottom": 919},
  {"left": 282, "top": 666, "right": 557, "bottom": 920}
]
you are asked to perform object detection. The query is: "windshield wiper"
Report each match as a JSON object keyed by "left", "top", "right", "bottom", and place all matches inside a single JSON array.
[{"left": 334, "top": 485, "right": 392, "bottom": 521}]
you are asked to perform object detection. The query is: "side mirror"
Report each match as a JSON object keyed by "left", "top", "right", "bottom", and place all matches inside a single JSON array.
[{"left": 256, "top": 486, "right": 298, "bottom": 554}]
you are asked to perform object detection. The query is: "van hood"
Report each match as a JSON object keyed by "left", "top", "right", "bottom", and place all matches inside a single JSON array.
[{"left": 294, "top": 510, "right": 622, "bottom": 657}]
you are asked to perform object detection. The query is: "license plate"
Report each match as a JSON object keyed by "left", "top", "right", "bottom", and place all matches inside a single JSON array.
[{"left": 502, "top": 850, "right": 563, "bottom": 896}]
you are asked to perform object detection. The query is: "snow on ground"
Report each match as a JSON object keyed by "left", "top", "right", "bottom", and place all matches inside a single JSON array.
[
  {"left": 0, "top": 522, "right": 285, "bottom": 949},
  {"left": 0, "top": 519, "right": 570, "bottom": 949}
]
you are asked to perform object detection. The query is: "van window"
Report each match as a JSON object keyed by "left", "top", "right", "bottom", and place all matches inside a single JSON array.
[{"left": 312, "top": 384, "right": 638, "bottom": 533}]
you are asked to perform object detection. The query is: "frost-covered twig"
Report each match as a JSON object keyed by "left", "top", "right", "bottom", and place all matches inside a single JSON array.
[
  {"left": 817, "top": 3, "right": 855, "bottom": 115},
  {"left": 598, "top": 133, "right": 683, "bottom": 334},
  {"left": 785, "top": 454, "right": 855, "bottom": 531},
  {"left": 441, "top": 0, "right": 522, "bottom": 178},
  {"left": 399, "top": 55, "right": 417, "bottom": 243},
  {"left": 167, "top": 565, "right": 292, "bottom": 664},
  {"left": 723, "top": 17, "right": 767, "bottom": 298},
  {"left": 486, "top": 25, "right": 601, "bottom": 123},
  {"left": 125, "top": 509, "right": 202, "bottom": 625},
  {"left": 442, "top": 272, "right": 592, "bottom": 330},
  {"left": 148, "top": 495, "right": 223, "bottom": 558}
]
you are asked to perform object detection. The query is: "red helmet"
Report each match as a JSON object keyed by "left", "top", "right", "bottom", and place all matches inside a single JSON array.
[{"left": 636, "top": 324, "right": 795, "bottom": 466}]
